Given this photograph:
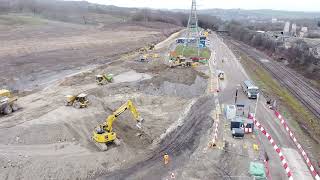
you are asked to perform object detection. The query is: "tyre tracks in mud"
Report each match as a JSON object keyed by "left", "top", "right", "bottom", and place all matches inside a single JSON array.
[{"left": 98, "top": 95, "right": 215, "bottom": 180}]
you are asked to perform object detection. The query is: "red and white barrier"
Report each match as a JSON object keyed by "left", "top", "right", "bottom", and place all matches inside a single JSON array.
[
  {"left": 264, "top": 160, "right": 271, "bottom": 180},
  {"left": 213, "top": 121, "right": 219, "bottom": 141},
  {"left": 274, "top": 111, "right": 320, "bottom": 180},
  {"left": 210, "top": 77, "right": 215, "bottom": 93},
  {"left": 253, "top": 117, "right": 293, "bottom": 180},
  {"left": 210, "top": 114, "right": 219, "bottom": 146},
  {"left": 244, "top": 127, "right": 253, "bottom": 133}
]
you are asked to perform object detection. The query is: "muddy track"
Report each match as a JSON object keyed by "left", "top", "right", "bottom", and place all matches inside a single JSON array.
[{"left": 98, "top": 95, "right": 215, "bottom": 179}]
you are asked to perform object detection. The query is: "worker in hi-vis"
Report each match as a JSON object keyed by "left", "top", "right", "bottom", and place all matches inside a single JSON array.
[{"left": 163, "top": 153, "right": 170, "bottom": 165}]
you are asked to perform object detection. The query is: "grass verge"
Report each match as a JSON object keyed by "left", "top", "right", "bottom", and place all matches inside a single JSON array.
[
  {"left": 174, "top": 45, "right": 211, "bottom": 59},
  {"left": 0, "top": 14, "right": 47, "bottom": 26},
  {"left": 238, "top": 51, "right": 320, "bottom": 143}
]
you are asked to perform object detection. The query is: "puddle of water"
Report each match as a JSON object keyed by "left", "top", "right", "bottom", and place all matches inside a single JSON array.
[
  {"left": 260, "top": 59, "right": 270, "bottom": 63},
  {"left": 113, "top": 70, "right": 152, "bottom": 83}
]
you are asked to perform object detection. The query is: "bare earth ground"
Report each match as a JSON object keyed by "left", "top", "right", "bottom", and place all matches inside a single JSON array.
[
  {"left": 1, "top": 15, "right": 313, "bottom": 180},
  {"left": 0, "top": 17, "right": 180, "bottom": 92},
  {"left": 0, "top": 21, "right": 209, "bottom": 179}
]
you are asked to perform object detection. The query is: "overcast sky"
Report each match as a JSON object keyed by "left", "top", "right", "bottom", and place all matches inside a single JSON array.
[{"left": 84, "top": 0, "right": 320, "bottom": 12}]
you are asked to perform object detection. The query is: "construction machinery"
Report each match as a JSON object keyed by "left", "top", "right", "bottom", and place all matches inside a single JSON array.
[
  {"left": 190, "top": 57, "right": 208, "bottom": 64},
  {"left": 137, "top": 54, "right": 149, "bottom": 62},
  {"left": 138, "top": 47, "right": 148, "bottom": 54},
  {"left": 65, "top": 93, "right": 89, "bottom": 109},
  {"left": 92, "top": 100, "right": 143, "bottom": 151},
  {"left": 137, "top": 53, "right": 160, "bottom": 63},
  {"left": 96, "top": 74, "right": 113, "bottom": 85},
  {"left": 217, "top": 70, "right": 225, "bottom": 80},
  {"left": 138, "top": 44, "right": 155, "bottom": 54},
  {"left": 169, "top": 55, "right": 192, "bottom": 68},
  {"left": 0, "top": 89, "right": 18, "bottom": 115},
  {"left": 148, "top": 43, "right": 155, "bottom": 51}
]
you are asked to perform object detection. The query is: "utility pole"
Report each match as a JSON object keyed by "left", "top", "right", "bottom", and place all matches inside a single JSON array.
[
  {"left": 183, "top": 0, "right": 200, "bottom": 57},
  {"left": 234, "top": 88, "right": 238, "bottom": 104}
]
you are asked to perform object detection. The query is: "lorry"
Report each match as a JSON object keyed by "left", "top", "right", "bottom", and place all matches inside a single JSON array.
[{"left": 241, "top": 80, "right": 259, "bottom": 99}]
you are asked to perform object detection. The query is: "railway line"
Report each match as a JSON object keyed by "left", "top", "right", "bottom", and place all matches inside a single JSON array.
[{"left": 225, "top": 38, "right": 320, "bottom": 120}]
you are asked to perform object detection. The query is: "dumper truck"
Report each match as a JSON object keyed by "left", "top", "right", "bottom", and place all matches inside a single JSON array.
[{"left": 0, "top": 89, "right": 18, "bottom": 115}]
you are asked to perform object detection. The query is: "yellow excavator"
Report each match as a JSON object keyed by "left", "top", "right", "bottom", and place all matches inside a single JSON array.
[{"left": 92, "top": 100, "right": 143, "bottom": 151}]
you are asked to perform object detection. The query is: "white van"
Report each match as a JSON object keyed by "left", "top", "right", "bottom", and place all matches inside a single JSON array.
[{"left": 241, "top": 80, "right": 259, "bottom": 99}]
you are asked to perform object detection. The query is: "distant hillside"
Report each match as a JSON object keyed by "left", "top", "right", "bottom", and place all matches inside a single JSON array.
[
  {"left": 173, "top": 8, "right": 320, "bottom": 21},
  {"left": 0, "top": 0, "right": 137, "bottom": 24},
  {"left": 201, "top": 9, "right": 320, "bottom": 20},
  {"left": 0, "top": 0, "right": 224, "bottom": 31},
  {"left": 0, "top": 0, "right": 188, "bottom": 26}
]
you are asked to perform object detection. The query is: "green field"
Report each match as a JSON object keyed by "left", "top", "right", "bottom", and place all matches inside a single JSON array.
[
  {"left": 0, "top": 14, "right": 48, "bottom": 26},
  {"left": 174, "top": 45, "right": 211, "bottom": 59}
]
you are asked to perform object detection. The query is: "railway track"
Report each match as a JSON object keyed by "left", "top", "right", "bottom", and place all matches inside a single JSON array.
[{"left": 226, "top": 38, "right": 320, "bottom": 120}]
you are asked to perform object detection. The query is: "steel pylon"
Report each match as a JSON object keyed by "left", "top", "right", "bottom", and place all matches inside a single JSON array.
[{"left": 183, "top": 0, "right": 200, "bottom": 57}]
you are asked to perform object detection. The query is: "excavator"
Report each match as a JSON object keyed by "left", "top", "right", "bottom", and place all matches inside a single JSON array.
[{"left": 92, "top": 100, "right": 143, "bottom": 151}]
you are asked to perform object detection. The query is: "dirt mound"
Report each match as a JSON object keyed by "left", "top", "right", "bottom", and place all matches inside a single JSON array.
[
  {"left": 135, "top": 75, "right": 207, "bottom": 98},
  {"left": 121, "top": 60, "right": 208, "bottom": 98}
]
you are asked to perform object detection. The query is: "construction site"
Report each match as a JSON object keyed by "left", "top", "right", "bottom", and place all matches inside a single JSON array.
[{"left": 1, "top": 0, "right": 320, "bottom": 180}]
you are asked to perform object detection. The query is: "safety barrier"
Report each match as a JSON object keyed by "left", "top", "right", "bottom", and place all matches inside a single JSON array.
[
  {"left": 209, "top": 110, "right": 220, "bottom": 147},
  {"left": 253, "top": 117, "right": 293, "bottom": 180},
  {"left": 274, "top": 111, "right": 320, "bottom": 180},
  {"left": 212, "top": 117, "right": 219, "bottom": 145}
]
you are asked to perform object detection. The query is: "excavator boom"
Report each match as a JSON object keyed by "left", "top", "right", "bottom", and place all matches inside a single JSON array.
[
  {"left": 105, "top": 100, "right": 143, "bottom": 132},
  {"left": 92, "top": 100, "right": 143, "bottom": 151}
]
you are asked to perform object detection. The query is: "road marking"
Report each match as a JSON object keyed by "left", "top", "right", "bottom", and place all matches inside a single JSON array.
[
  {"left": 253, "top": 117, "right": 294, "bottom": 180},
  {"left": 274, "top": 111, "right": 320, "bottom": 180}
]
